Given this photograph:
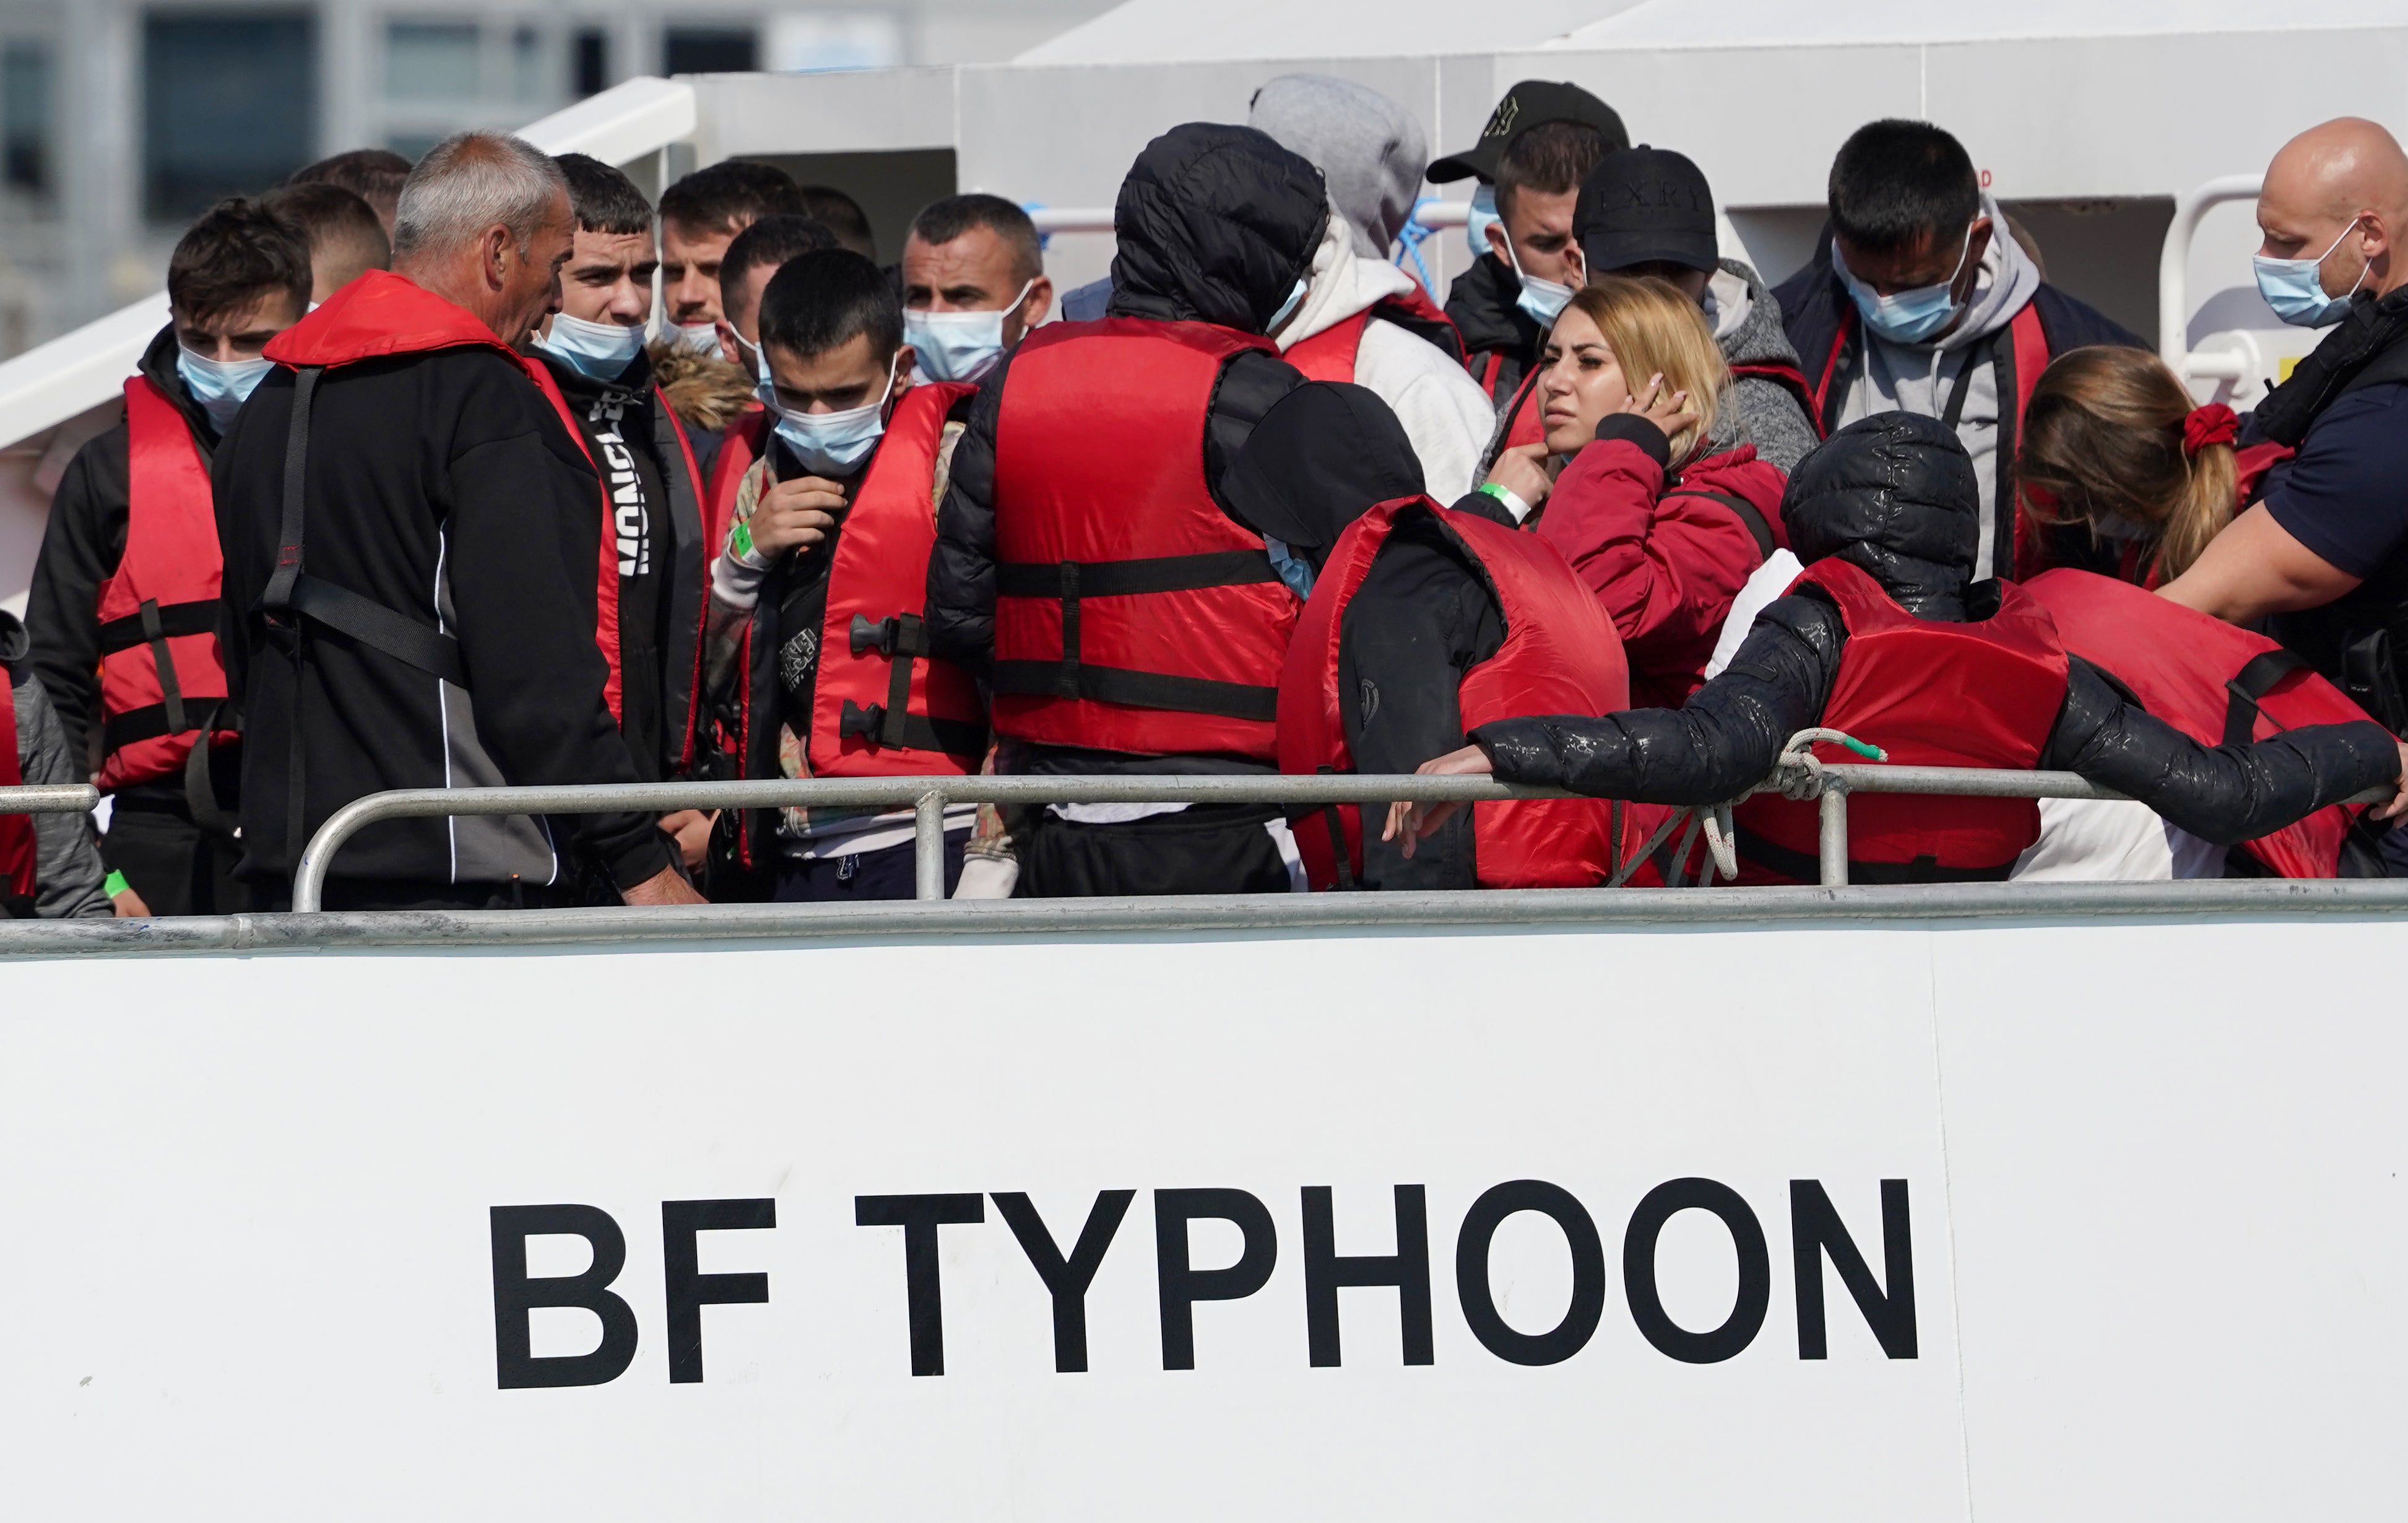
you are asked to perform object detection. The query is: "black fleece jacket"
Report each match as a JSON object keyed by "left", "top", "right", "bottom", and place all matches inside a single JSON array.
[
  {"left": 215, "top": 347, "right": 671, "bottom": 893},
  {"left": 1474, "top": 587, "right": 2400, "bottom": 847},
  {"left": 25, "top": 326, "right": 220, "bottom": 786}
]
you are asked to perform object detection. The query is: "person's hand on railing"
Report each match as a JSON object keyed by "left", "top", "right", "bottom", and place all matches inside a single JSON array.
[
  {"left": 1382, "top": 744, "right": 1494, "bottom": 858},
  {"left": 2374, "top": 740, "right": 2408, "bottom": 820},
  {"left": 621, "top": 864, "right": 708, "bottom": 906},
  {"left": 660, "top": 809, "right": 716, "bottom": 870},
  {"left": 111, "top": 882, "right": 151, "bottom": 918}
]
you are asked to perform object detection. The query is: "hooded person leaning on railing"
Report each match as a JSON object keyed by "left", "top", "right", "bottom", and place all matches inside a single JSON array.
[{"left": 1386, "top": 412, "right": 2408, "bottom": 885}]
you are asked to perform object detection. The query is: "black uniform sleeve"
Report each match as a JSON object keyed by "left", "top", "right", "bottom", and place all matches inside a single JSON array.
[
  {"left": 24, "top": 423, "right": 131, "bottom": 767},
  {"left": 1471, "top": 592, "right": 1846, "bottom": 803},
  {"left": 2039, "top": 657, "right": 2401, "bottom": 844},
  {"left": 925, "top": 351, "right": 1009, "bottom": 674},
  {"left": 443, "top": 370, "right": 672, "bottom": 891}
]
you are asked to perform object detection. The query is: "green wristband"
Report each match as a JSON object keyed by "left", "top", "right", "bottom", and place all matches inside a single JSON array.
[
  {"left": 104, "top": 869, "right": 130, "bottom": 898},
  {"left": 729, "top": 518, "right": 756, "bottom": 562}
]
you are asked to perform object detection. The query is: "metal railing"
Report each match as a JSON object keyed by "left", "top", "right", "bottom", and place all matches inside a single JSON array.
[
  {"left": 284, "top": 762, "right": 2356, "bottom": 912},
  {"left": 0, "top": 784, "right": 103, "bottom": 817},
  {"left": 2158, "top": 172, "right": 2265, "bottom": 384}
]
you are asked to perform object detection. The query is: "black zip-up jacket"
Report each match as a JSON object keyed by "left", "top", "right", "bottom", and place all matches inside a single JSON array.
[
  {"left": 25, "top": 325, "right": 240, "bottom": 810},
  {"left": 531, "top": 347, "right": 709, "bottom": 783},
  {"left": 925, "top": 123, "right": 1331, "bottom": 777},
  {"left": 1475, "top": 584, "right": 2398, "bottom": 853},
  {"left": 1444, "top": 253, "right": 1543, "bottom": 410},
  {"left": 215, "top": 337, "right": 672, "bottom": 896}
]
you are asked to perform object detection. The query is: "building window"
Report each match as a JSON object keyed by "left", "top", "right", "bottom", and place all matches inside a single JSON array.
[
  {"left": 2, "top": 42, "right": 53, "bottom": 196},
  {"left": 509, "top": 24, "right": 542, "bottom": 103},
  {"left": 144, "top": 12, "right": 316, "bottom": 221},
  {"left": 662, "top": 27, "right": 756, "bottom": 76},
  {"left": 573, "top": 28, "right": 608, "bottom": 98},
  {"left": 386, "top": 21, "right": 480, "bottom": 103}
]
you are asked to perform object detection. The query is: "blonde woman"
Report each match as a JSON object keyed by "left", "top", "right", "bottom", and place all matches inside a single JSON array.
[{"left": 1482, "top": 275, "right": 1790, "bottom": 705}]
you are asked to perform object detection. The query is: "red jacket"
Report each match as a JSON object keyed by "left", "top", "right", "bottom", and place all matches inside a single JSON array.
[{"left": 1534, "top": 436, "right": 1788, "bottom": 707}]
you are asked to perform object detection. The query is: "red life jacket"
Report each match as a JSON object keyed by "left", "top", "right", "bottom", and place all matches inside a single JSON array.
[
  {"left": 259, "top": 271, "right": 633, "bottom": 722},
  {"left": 1733, "top": 558, "right": 2071, "bottom": 883},
  {"left": 2024, "top": 568, "right": 2383, "bottom": 877},
  {"left": 707, "top": 407, "right": 768, "bottom": 558},
  {"left": 807, "top": 381, "right": 985, "bottom": 776},
  {"left": 0, "top": 673, "right": 34, "bottom": 907},
  {"left": 1280, "top": 496, "right": 1633, "bottom": 888},
  {"left": 990, "top": 318, "right": 1297, "bottom": 760},
  {"left": 1284, "top": 294, "right": 1466, "bottom": 382},
  {"left": 95, "top": 376, "right": 237, "bottom": 789}
]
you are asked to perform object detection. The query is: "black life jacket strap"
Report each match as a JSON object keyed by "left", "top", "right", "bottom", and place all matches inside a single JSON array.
[
  {"left": 992, "top": 551, "right": 1282, "bottom": 721},
  {"left": 1663, "top": 489, "right": 1775, "bottom": 561},
  {"left": 2222, "top": 648, "right": 2313, "bottom": 747},
  {"left": 1734, "top": 821, "right": 2016, "bottom": 885},
  {"left": 97, "top": 598, "right": 216, "bottom": 653}
]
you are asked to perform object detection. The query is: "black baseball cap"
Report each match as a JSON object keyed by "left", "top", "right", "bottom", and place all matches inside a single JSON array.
[
  {"left": 1575, "top": 146, "right": 1718, "bottom": 275},
  {"left": 1427, "top": 80, "right": 1630, "bottom": 184}
]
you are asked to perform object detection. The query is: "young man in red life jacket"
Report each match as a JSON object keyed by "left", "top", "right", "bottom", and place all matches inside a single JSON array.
[
  {"left": 215, "top": 131, "right": 702, "bottom": 911},
  {"left": 1772, "top": 119, "right": 2140, "bottom": 583},
  {"left": 1229, "top": 381, "right": 1632, "bottom": 890},
  {"left": 1244, "top": 75, "right": 1492, "bottom": 500},
  {"left": 1388, "top": 414, "right": 2408, "bottom": 883},
  {"left": 524, "top": 154, "right": 716, "bottom": 885},
  {"left": 1426, "top": 81, "right": 1628, "bottom": 412},
  {"left": 0, "top": 609, "right": 113, "bottom": 919},
  {"left": 698, "top": 214, "right": 840, "bottom": 553},
  {"left": 925, "top": 123, "right": 1370, "bottom": 897},
  {"left": 25, "top": 197, "right": 312, "bottom": 916},
  {"left": 701, "top": 248, "right": 990, "bottom": 900}
]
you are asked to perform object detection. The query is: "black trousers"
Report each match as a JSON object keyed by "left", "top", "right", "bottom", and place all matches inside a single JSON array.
[
  {"left": 102, "top": 797, "right": 248, "bottom": 916},
  {"left": 773, "top": 828, "right": 968, "bottom": 903},
  {"left": 1016, "top": 804, "right": 1294, "bottom": 897}
]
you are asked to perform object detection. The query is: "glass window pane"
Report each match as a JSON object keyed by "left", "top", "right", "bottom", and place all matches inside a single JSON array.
[
  {"left": 144, "top": 12, "right": 316, "bottom": 220},
  {"left": 2, "top": 43, "right": 53, "bottom": 195},
  {"left": 386, "top": 21, "right": 480, "bottom": 103},
  {"left": 662, "top": 28, "right": 756, "bottom": 75},
  {"left": 572, "top": 29, "right": 608, "bottom": 98}
]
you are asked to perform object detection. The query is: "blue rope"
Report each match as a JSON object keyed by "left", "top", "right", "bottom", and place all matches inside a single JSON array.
[{"left": 1394, "top": 196, "right": 1441, "bottom": 298}]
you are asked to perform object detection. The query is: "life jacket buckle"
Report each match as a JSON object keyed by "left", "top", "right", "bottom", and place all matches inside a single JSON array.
[
  {"left": 839, "top": 699, "right": 888, "bottom": 741},
  {"left": 851, "top": 614, "right": 897, "bottom": 657}
]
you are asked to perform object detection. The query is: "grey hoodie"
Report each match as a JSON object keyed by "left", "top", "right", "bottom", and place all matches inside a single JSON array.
[
  {"left": 1249, "top": 74, "right": 1427, "bottom": 259},
  {"left": 1830, "top": 193, "right": 2044, "bottom": 578},
  {"left": 1704, "top": 258, "right": 1820, "bottom": 474}
]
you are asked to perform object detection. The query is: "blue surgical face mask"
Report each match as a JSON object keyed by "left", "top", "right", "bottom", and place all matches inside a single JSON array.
[
  {"left": 1267, "top": 277, "right": 1309, "bottom": 334},
  {"left": 671, "top": 320, "right": 723, "bottom": 355},
  {"left": 763, "top": 355, "right": 899, "bottom": 477},
  {"left": 1835, "top": 223, "right": 1975, "bottom": 345},
  {"left": 176, "top": 347, "right": 275, "bottom": 433},
  {"left": 1501, "top": 234, "right": 1579, "bottom": 328},
  {"left": 535, "top": 311, "right": 646, "bottom": 383},
  {"left": 905, "top": 279, "right": 1033, "bottom": 383},
  {"left": 1466, "top": 184, "right": 1502, "bottom": 260},
  {"left": 2254, "top": 217, "right": 2368, "bottom": 328}
]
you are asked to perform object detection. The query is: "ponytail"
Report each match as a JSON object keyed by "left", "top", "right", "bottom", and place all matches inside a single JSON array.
[{"left": 2157, "top": 440, "right": 2235, "bottom": 582}]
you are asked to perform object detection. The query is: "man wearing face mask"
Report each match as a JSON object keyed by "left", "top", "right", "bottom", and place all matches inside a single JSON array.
[
  {"left": 1428, "top": 82, "right": 1628, "bottom": 410},
  {"left": 2160, "top": 120, "right": 2408, "bottom": 817},
  {"left": 655, "top": 161, "right": 806, "bottom": 454},
  {"left": 927, "top": 123, "right": 1360, "bottom": 898},
  {"left": 704, "top": 249, "right": 989, "bottom": 900},
  {"left": 215, "top": 132, "right": 701, "bottom": 911},
  {"left": 699, "top": 214, "right": 838, "bottom": 553},
  {"left": 526, "top": 154, "right": 713, "bottom": 881},
  {"left": 901, "top": 194, "right": 1053, "bottom": 386},
  {"left": 1773, "top": 119, "right": 2138, "bottom": 581},
  {"left": 26, "top": 197, "right": 312, "bottom": 916}
]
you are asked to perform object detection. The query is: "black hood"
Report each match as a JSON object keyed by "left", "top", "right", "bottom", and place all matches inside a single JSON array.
[
  {"left": 1782, "top": 412, "right": 1980, "bottom": 620},
  {"left": 1107, "top": 123, "right": 1329, "bottom": 332},
  {"left": 1223, "top": 381, "right": 1424, "bottom": 553}
]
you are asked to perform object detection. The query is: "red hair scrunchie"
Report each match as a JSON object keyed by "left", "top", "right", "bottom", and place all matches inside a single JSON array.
[{"left": 2183, "top": 402, "right": 2239, "bottom": 458}]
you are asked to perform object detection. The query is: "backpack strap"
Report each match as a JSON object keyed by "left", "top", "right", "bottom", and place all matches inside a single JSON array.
[{"left": 2222, "top": 648, "right": 2313, "bottom": 747}]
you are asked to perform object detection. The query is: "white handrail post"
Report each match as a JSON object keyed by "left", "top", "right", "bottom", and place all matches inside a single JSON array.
[
  {"left": 2159, "top": 173, "right": 2265, "bottom": 377},
  {"left": 1817, "top": 786, "right": 1849, "bottom": 887},
  {"left": 914, "top": 789, "right": 948, "bottom": 901}
]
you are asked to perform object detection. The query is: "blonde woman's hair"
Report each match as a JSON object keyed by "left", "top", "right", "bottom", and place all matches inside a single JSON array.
[
  {"left": 1557, "top": 274, "right": 1728, "bottom": 462},
  {"left": 2016, "top": 345, "right": 2236, "bottom": 582}
]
